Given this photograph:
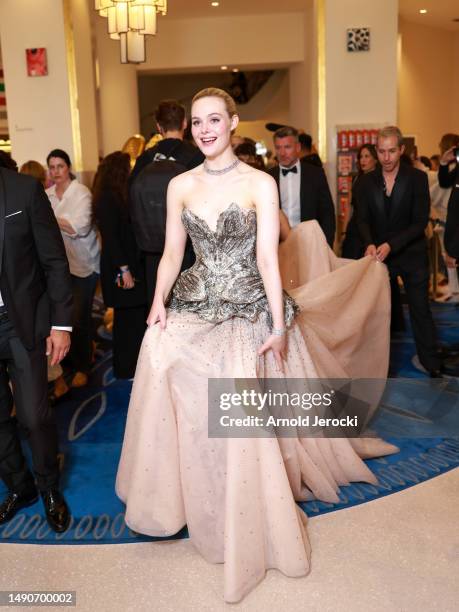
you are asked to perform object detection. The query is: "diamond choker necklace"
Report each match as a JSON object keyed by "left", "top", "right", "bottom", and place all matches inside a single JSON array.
[{"left": 203, "top": 158, "right": 240, "bottom": 175}]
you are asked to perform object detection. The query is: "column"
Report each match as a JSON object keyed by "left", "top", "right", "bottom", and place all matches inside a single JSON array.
[
  {"left": 0, "top": 0, "right": 100, "bottom": 181},
  {"left": 322, "top": 0, "right": 399, "bottom": 194}
]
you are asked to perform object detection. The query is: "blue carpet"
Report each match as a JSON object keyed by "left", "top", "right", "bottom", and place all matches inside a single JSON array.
[{"left": 1, "top": 303, "right": 458, "bottom": 544}]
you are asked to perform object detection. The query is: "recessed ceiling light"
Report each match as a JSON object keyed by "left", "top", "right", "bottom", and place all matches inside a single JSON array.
[
  {"left": 221, "top": 65, "right": 228, "bottom": 70},
  {"left": 211, "top": 2, "right": 220, "bottom": 6},
  {"left": 232, "top": 68, "right": 239, "bottom": 73},
  {"left": 419, "top": 9, "right": 427, "bottom": 14}
]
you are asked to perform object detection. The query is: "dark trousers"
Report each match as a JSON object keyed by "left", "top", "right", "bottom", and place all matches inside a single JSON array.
[
  {"left": 390, "top": 277, "right": 406, "bottom": 333},
  {"left": 113, "top": 306, "right": 146, "bottom": 379},
  {"left": 0, "top": 316, "right": 58, "bottom": 495},
  {"left": 66, "top": 272, "right": 98, "bottom": 374},
  {"left": 341, "top": 217, "right": 364, "bottom": 259},
  {"left": 389, "top": 265, "right": 440, "bottom": 372}
]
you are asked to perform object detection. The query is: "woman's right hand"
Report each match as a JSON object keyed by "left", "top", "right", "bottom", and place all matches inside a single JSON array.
[
  {"left": 258, "top": 334, "right": 286, "bottom": 371},
  {"left": 147, "top": 300, "right": 167, "bottom": 329}
]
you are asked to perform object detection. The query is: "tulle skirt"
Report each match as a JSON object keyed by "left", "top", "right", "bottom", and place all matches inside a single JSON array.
[{"left": 116, "top": 221, "right": 398, "bottom": 602}]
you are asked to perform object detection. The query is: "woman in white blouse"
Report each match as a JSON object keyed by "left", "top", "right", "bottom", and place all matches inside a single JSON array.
[{"left": 46, "top": 149, "right": 100, "bottom": 387}]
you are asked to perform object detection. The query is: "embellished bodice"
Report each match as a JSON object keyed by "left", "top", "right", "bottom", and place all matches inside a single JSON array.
[{"left": 168, "top": 203, "right": 298, "bottom": 326}]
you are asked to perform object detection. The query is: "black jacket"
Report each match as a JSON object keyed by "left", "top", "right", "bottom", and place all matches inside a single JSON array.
[
  {"left": 269, "top": 160, "right": 335, "bottom": 247},
  {"left": 302, "top": 153, "right": 323, "bottom": 168},
  {"left": 130, "top": 138, "right": 204, "bottom": 184},
  {"left": 0, "top": 168, "right": 73, "bottom": 349},
  {"left": 439, "top": 163, "right": 459, "bottom": 258},
  {"left": 355, "top": 164, "right": 430, "bottom": 271},
  {"left": 96, "top": 191, "right": 146, "bottom": 309}
]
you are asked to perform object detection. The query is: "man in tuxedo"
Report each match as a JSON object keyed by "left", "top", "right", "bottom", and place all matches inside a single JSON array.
[
  {"left": 356, "top": 126, "right": 442, "bottom": 376},
  {"left": 0, "top": 166, "right": 73, "bottom": 531},
  {"left": 268, "top": 126, "right": 335, "bottom": 247}
]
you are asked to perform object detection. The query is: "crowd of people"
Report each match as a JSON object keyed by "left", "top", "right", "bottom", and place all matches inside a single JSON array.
[
  {"left": 0, "top": 89, "right": 459, "bottom": 600},
  {"left": 0, "top": 99, "right": 458, "bottom": 387},
  {"left": 0, "top": 99, "right": 337, "bottom": 390}
]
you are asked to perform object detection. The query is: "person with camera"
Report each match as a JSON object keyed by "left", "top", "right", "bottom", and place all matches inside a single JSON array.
[
  {"left": 435, "top": 141, "right": 459, "bottom": 374},
  {"left": 439, "top": 142, "right": 459, "bottom": 264}
]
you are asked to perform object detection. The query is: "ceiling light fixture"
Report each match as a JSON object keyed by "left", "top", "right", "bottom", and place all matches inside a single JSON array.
[
  {"left": 232, "top": 68, "right": 239, "bottom": 73},
  {"left": 419, "top": 9, "right": 427, "bottom": 14},
  {"left": 211, "top": 2, "right": 220, "bottom": 6},
  {"left": 94, "top": 0, "right": 168, "bottom": 64},
  {"left": 221, "top": 65, "right": 228, "bottom": 70}
]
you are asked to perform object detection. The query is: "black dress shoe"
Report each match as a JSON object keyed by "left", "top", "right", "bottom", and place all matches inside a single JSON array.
[
  {"left": 429, "top": 367, "right": 445, "bottom": 378},
  {"left": 41, "top": 489, "right": 71, "bottom": 533},
  {"left": 441, "top": 356, "right": 459, "bottom": 377},
  {"left": 0, "top": 490, "right": 38, "bottom": 525},
  {"left": 438, "top": 347, "right": 459, "bottom": 360}
]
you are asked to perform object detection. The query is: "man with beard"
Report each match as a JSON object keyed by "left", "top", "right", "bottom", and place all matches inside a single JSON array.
[{"left": 356, "top": 126, "right": 442, "bottom": 377}]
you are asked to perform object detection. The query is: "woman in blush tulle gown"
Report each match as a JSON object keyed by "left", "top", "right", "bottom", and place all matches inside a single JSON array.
[{"left": 116, "top": 88, "right": 398, "bottom": 603}]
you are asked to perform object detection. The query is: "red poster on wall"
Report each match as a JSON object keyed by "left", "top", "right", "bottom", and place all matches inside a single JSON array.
[{"left": 26, "top": 48, "right": 48, "bottom": 77}]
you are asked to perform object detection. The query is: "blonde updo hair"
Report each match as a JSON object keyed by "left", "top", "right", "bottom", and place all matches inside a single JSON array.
[{"left": 191, "top": 87, "right": 237, "bottom": 119}]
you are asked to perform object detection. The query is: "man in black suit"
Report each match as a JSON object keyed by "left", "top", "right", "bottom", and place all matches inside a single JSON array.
[
  {"left": 0, "top": 166, "right": 73, "bottom": 531},
  {"left": 356, "top": 126, "right": 442, "bottom": 376},
  {"left": 268, "top": 126, "right": 335, "bottom": 247}
]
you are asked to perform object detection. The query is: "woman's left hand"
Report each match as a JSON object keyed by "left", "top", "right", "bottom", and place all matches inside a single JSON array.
[
  {"left": 117, "top": 270, "right": 135, "bottom": 289},
  {"left": 258, "top": 334, "right": 286, "bottom": 371}
]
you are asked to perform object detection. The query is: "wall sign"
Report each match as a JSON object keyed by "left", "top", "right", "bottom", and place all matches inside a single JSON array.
[
  {"left": 26, "top": 48, "right": 48, "bottom": 76},
  {"left": 347, "top": 28, "right": 370, "bottom": 52}
]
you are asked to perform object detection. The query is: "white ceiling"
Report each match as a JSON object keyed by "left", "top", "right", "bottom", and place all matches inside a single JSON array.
[
  {"left": 399, "top": 0, "right": 459, "bottom": 32},
  {"left": 166, "top": 0, "right": 459, "bottom": 32}
]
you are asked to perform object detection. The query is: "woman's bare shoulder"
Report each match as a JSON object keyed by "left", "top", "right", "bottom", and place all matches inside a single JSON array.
[
  {"left": 240, "top": 165, "right": 276, "bottom": 191},
  {"left": 168, "top": 164, "right": 203, "bottom": 192}
]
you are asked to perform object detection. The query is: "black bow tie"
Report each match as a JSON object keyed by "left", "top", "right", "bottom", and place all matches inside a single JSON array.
[{"left": 281, "top": 166, "right": 298, "bottom": 176}]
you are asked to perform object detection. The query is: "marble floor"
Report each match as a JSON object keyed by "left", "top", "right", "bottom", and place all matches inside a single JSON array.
[{"left": 1, "top": 468, "right": 458, "bottom": 612}]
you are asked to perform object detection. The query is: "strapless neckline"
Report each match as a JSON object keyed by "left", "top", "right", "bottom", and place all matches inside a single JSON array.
[
  {"left": 182, "top": 202, "right": 256, "bottom": 235},
  {"left": 171, "top": 200, "right": 298, "bottom": 327}
]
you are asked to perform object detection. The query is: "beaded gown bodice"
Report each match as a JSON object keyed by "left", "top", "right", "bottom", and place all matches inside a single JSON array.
[{"left": 168, "top": 202, "right": 298, "bottom": 326}]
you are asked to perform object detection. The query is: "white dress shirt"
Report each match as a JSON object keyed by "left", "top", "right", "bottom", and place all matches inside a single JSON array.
[
  {"left": 46, "top": 180, "right": 100, "bottom": 278},
  {"left": 279, "top": 159, "right": 301, "bottom": 227}
]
